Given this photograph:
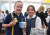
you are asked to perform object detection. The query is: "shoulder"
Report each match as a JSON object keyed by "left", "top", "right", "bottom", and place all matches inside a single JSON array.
[
  {"left": 22, "top": 16, "right": 25, "bottom": 18},
  {"left": 41, "top": 12, "right": 44, "bottom": 14},
  {"left": 36, "top": 16, "right": 41, "bottom": 20},
  {"left": 5, "top": 13, "right": 11, "bottom": 18}
]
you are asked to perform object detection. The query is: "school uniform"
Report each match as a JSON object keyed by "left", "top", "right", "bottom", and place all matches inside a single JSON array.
[
  {"left": 3, "top": 11, "right": 25, "bottom": 35},
  {"left": 46, "top": 15, "right": 50, "bottom": 35},
  {"left": 36, "top": 11, "right": 48, "bottom": 26},
  {"left": 26, "top": 14, "right": 42, "bottom": 35}
]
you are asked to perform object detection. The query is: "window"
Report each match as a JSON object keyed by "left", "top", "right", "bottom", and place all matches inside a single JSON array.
[
  {"left": 11, "top": 0, "right": 20, "bottom": 1},
  {"left": 22, "top": 3, "right": 41, "bottom": 15},
  {"left": 2, "top": 3, "right": 9, "bottom": 13},
  {"left": 21, "top": 0, "right": 41, "bottom": 2},
  {"left": 11, "top": 3, "right": 15, "bottom": 12}
]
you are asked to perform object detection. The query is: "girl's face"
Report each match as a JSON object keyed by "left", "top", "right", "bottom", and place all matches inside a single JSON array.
[{"left": 27, "top": 6, "right": 35, "bottom": 16}]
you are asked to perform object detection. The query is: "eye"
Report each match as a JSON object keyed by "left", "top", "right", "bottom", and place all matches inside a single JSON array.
[
  {"left": 17, "top": 6, "right": 19, "bottom": 8},
  {"left": 20, "top": 6, "right": 22, "bottom": 8},
  {"left": 28, "top": 9, "right": 34, "bottom": 11}
]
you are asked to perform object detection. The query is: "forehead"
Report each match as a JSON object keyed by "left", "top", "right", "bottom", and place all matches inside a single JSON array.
[
  {"left": 15, "top": 2, "right": 23, "bottom": 6},
  {"left": 28, "top": 6, "right": 33, "bottom": 9}
]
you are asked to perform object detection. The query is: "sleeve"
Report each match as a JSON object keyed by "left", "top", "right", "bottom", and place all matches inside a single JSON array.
[
  {"left": 0, "top": 23, "right": 2, "bottom": 30},
  {"left": 3, "top": 14, "right": 11, "bottom": 24},
  {"left": 45, "top": 11, "right": 48, "bottom": 18},
  {"left": 43, "top": 14, "right": 48, "bottom": 26},
  {"left": 42, "top": 13, "right": 48, "bottom": 26},
  {"left": 46, "top": 16, "right": 50, "bottom": 23},
  {"left": 36, "top": 17, "right": 42, "bottom": 29}
]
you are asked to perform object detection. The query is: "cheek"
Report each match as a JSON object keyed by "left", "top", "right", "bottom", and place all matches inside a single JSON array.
[{"left": 28, "top": 12, "right": 34, "bottom": 14}]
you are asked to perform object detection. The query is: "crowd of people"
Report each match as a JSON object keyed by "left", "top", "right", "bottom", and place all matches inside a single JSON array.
[{"left": 0, "top": 1, "right": 50, "bottom": 35}]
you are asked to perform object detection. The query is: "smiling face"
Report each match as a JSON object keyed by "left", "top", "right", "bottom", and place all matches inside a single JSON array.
[
  {"left": 14, "top": 2, "right": 23, "bottom": 14},
  {"left": 27, "top": 5, "right": 35, "bottom": 16}
]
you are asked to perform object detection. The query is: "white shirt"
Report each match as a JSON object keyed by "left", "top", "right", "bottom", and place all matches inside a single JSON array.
[
  {"left": 46, "top": 15, "right": 50, "bottom": 23},
  {"left": 0, "top": 13, "right": 4, "bottom": 22},
  {"left": 27, "top": 14, "right": 42, "bottom": 29}
]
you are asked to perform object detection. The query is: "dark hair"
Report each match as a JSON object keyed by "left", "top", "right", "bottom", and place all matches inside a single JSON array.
[
  {"left": 5, "top": 10, "right": 9, "bottom": 14},
  {"left": 48, "top": 8, "right": 50, "bottom": 13},
  {"left": 27, "top": 5, "right": 35, "bottom": 12},
  {"left": 14, "top": 1, "right": 23, "bottom": 6},
  {"left": 2, "top": 11, "right": 4, "bottom": 14},
  {"left": 47, "top": 8, "right": 50, "bottom": 11}
]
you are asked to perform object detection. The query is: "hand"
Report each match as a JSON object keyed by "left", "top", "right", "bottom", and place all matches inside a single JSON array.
[
  {"left": 35, "top": 27, "right": 40, "bottom": 30},
  {"left": 47, "top": 27, "right": 48, "bottom": 30},
  {"left": 42, "top": 24, "right": 45, "bottom": 29},
  {"left": 1, "top": 28, "right": 5, "bottom": 30},
  {"left": 22, "top": 27, "right": 26, "bottom": 31},
  {"left": 9, "top": 20, "right": 16, "bottom": 27}
]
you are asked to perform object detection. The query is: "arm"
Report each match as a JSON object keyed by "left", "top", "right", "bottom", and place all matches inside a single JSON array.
[
  {"left": 2, "top": 20, "right": 16, "bottom": 28},
  {"left": 42, "top": 13, "right": 48, "bottom": 27},
  {"left": 2, "top": 24, "right": 10, "bottom": 28},
  {"left": 35, "top": 17, "right": 42, "bottom": 30},
  {"left": 3, "top": 14, "right": 16, "bottom": 28}
]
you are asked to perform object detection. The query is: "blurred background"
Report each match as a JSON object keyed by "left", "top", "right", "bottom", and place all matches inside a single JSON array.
[
  {"left": 0, "top": 0, "right": 50, "bottom": 15},
  {"left": 0, "top": 0, "right": 50, "bottom": 35}
]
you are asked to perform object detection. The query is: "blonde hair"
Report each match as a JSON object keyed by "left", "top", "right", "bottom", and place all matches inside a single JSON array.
[
  {"left": 37, "top": 6, "right": 44, "bottom": 13},
  {"left": 0, "top": 9, "right": 1, "bottom": 11},
  {"left": 14, "top": 1, "right": 23, "bottom": 6}
]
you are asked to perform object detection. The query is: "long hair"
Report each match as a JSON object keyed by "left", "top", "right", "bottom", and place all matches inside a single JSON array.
[{"left": 37, "top": 6, "right": 44, "bottom": 13}]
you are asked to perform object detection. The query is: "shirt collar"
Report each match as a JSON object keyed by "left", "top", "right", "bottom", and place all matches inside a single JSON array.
[
  {"left": 13, "top": 11, "right": 23, "bottom": 17},
  {"left": 27, "top": 14, "right": 36, "bottom": 19}
]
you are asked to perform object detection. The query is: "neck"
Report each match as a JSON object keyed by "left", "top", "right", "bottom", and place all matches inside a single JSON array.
[
  {"left": 29, "top": 15, "right": 33, "bottom": 18},
  {"left": 14, "top": 11, "right": 20, "bottom": 16}
]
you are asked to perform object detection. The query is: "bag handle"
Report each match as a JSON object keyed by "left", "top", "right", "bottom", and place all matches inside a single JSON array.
[{"left": 11, "top": 13, "right": 14, "bottom": 35}]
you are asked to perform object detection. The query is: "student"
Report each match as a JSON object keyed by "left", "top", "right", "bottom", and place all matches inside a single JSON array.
[
  {"left": 0, "top": 9, "right": 4, "bottom": 33},
  {"left": 36, "top": 6, "right": 48, "bottom": 28},
  {"left": 46, "top": 8, "right": 50, "bottom": 35},
  {"left": 26, "top": 5, "right": 42, "bottom": 35},
  {"left": 3, "top": 1, "right": 25, "bottom": 35},
  {"left": 5, "top": 10, "right": 9, "bottom": 17}
]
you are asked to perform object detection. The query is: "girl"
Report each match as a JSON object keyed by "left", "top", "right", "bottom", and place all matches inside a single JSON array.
[{"left": 26, "top": 5, "right": 42, "bottom": 35}]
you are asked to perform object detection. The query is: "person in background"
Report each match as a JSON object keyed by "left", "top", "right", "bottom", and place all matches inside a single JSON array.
[
  {"left": 2, "top": 11, "right": 5, "bottom": 19},
  {"left": 45, "top": 8, "right": 49, "bottom": 18},
  {"left": 24, "top": 12, "right": 28, "bottom": 17},
  {"left": 0, "top": 9, "right": 4, "bottom": 33},
  {"left": 2, "top": 11, "right": 4, "bottom": 14},
  {"left": 26, "top": 5, "right": 42, "bottom": 35},
  {"left": 46, "top": 8, "right": 50, "bottom": 35},
  {"left": 36, "top": 6, "right": 48, "bottom": 28},
  {"left": 1, "top": 11, "right": 5, "bottom": 33},
  {"left": 5, "top": 10, "right": 9, "bottom": 17}
]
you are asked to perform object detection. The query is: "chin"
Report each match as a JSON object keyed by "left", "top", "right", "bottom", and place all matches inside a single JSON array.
[{"left": 29, "top": 14, "right": 33, "bottom": 16}]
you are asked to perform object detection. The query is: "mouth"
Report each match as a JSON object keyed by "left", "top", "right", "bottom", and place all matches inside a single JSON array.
[{"left": 16, "top": 10, "right": 21, "bottom": 11}]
